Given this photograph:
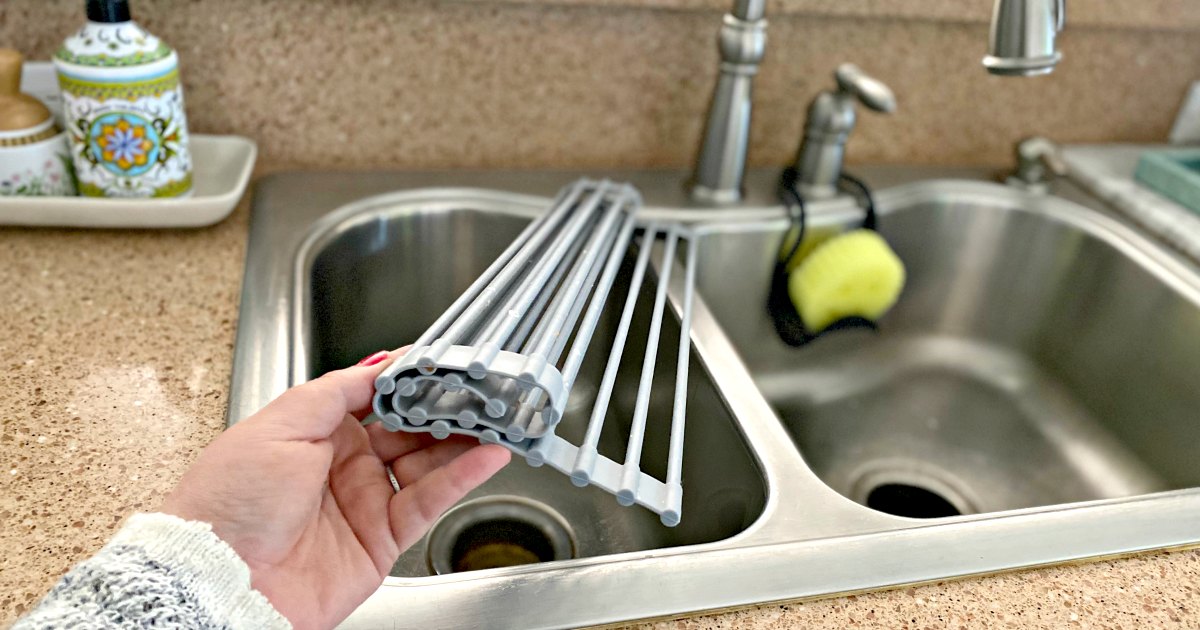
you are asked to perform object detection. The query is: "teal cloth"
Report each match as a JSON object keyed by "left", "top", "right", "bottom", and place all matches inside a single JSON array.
[{"left": 1135, "top": 149, "right": 1200, "bottom": 213}]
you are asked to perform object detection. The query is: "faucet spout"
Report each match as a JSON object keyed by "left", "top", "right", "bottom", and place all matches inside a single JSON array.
[{"left": 984, "top": 0, "right": 1065, "bottom": 76}]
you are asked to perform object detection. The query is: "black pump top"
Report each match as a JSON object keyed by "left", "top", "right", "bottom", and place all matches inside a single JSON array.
[{"left": 86, "top": 0, "right": 132, "bottom": 23}]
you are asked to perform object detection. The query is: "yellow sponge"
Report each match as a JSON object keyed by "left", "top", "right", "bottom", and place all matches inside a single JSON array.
[
  {"left": 788, "top": 229, "right": 906, "bottom": 333},
  {"left": 778, "top": 225, "right": 840, "bottom": 273}
]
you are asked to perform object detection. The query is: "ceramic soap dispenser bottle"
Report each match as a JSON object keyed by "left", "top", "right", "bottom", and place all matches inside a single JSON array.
[{"left": 54, "top": 0, "right": 192, "bottom": 198}]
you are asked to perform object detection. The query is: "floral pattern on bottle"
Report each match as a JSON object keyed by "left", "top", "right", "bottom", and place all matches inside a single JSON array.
[
  {"left": 60, "top": 78, "right": 192, "bottom": 197},
  {"left": 88, "top": 113, "right": 160, "bottom": 175}
]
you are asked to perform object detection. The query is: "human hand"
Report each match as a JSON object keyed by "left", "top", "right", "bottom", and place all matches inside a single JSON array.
[{"left": 162, "top": 348, "right": 511, "bottom": 629}]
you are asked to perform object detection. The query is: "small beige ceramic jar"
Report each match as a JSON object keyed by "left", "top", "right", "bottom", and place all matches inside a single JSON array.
[{"left": 0, "top": 48, "right": 76, "bottom": 196}]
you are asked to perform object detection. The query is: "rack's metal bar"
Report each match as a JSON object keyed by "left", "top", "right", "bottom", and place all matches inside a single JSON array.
[
  {"left": 472, "top": 182, "right": 610, "bottom": 357},
  {"left": 568, "top": 223, "right": 659, "bottom": 486},
  {"left": 558, "top": 208, "right": 639, "bottom": 395},
  {"left": 514, "top": 202, "right": 625, "bottom": 432},
  {"left": 523, "top": 204, "right": 636, "bottom": 461},
  {"left": 617, "top": 231, "right": 679, "bottom": 506},
  {"left": 519, "top": 209, "right": 610, "bottom": 360},
  {"left": 506, "top": 216, "right": 590, "bottom": 352},
  {"left": 420, "top": 180, "right": 587, "bottom": 352},
  {"left": 528, "top": 189, "right": 628, "bottom": 363},
  {"left": 662, "top": 231, "right": 697, "bottom": 526}
]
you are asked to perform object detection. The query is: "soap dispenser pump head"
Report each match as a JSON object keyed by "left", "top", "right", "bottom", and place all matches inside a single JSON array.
[{"left": 86, "top": 0, "right": 132, "bottom": 23}]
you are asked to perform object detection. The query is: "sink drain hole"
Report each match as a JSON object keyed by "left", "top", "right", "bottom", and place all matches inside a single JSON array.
[
  {"left": 427, "top": 496, "right": 576, "bottom": 575},
  {"left": 865, "top": 483, "right": 962, "bottom": 518},
  {"left": 451, "top": 519, "right": 554, "bottom": 572}
]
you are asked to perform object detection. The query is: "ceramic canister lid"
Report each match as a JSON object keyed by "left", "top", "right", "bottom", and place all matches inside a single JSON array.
[{"left": 0, "top": 49, "right": 56, "bottom": 146}]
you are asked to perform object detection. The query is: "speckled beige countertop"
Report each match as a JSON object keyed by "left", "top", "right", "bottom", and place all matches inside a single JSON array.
[{"left": 3, "top": 0, "right": 1200, "bottom": 626}]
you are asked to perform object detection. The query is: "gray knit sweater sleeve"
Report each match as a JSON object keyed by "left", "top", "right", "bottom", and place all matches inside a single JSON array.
[{"left": 14, "top": 513, "right": 291, "bottom": 630}]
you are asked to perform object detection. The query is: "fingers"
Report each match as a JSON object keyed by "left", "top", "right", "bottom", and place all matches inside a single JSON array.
[
  {"left": 390, "top": 438, "right": 480, "bottom": 488},
  {"left": 388, "top": 445, "right": 511, "bottom": 552},
  {"left": 364, "top": 423, "right": 437, "bottom": 462},
  {"left": 251, "top": 375, "right": 373, "bottom": 441},
  {"left": 249, "top": 346, "right": 410, "bottom": 441},
  {"left": 326, "top": 415, "right": 402, "bottom": 574},
  {"left": 348, "top": 345, "right": 412, "bottom": 420},
  {"left": 366, "top": 423, "right": 486, "bottom": 464}
]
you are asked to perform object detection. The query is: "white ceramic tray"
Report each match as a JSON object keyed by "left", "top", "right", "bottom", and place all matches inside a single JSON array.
[{"left": 0, "top": 134, "right": 256, "bottom": 228}]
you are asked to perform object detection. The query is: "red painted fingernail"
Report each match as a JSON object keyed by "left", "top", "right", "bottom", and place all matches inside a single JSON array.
[{"left": 355, "top": 351, "right": 388, "bottom": 367}]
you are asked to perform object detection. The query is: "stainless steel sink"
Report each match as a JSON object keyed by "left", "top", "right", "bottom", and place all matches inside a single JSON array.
[{"left": 230, "top": 167, "right": 1200, "bottom": 629}]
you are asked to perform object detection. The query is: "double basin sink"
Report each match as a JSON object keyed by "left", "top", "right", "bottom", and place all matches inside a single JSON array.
[{"left": 230, "top": 166, "right": 1200, "bottom": 628}]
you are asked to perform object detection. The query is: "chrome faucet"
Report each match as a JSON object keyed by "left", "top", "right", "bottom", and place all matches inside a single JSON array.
[
  {"left": 984, "top": 0, "right": 1065, "bottom": 76},
  {"left": 688, "top": 0, "right": 1065, "bottom": 205},
  {"left": 689, "top": 0, "right": 766, "bottom": 205},
  {"left": 792, "top": 64, "right": 896, "bottom": 200}
]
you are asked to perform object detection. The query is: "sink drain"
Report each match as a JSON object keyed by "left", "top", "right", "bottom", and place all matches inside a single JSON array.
[
  {"left": 426, "top": 496, "right": 576, "bottom": 575},
  {"left": 865, "top": 483, "right": 961, "bottom": 518},
  {"left": 849, "top": 461, "right": 977, "bottom": 518}
]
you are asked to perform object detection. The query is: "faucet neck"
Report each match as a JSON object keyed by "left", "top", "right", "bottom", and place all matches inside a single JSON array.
[{"left": 688, "top": 10, "right": 767, "bottom": 205}]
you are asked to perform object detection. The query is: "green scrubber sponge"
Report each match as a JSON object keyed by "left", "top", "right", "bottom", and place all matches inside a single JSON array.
[{"left": 788, "top": 229, "right": 906, "bottom": 333}]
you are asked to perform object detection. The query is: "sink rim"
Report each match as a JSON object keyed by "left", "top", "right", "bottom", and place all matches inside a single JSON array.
[{"left": 232, "top": 168, "right": 1200, "bottom": 629}]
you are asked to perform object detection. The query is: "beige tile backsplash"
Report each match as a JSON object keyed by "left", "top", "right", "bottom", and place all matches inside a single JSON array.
[{"left": 3, "top": 0, "right": 1197, "bottom": 170}]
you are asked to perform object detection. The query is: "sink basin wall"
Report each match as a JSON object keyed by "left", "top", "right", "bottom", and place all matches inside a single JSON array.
[
  {"left": 1031, "top": 237, "right": 1200, "bottom": 489},
  {"left": 693, "top": 189, "right": 1200, "bottom": 515}
]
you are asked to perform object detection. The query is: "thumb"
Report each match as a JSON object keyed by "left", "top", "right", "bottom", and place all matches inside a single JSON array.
[{"left": 248, "top": 347, "right": 408, "bottom": 441}]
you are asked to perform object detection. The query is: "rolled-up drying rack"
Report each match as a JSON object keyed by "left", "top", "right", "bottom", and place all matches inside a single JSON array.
[{"left": 372, "top": 179, "right": 697, "bottom": 526}]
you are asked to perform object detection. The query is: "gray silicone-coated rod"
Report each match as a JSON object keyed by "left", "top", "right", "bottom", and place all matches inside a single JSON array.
[
  {"left": 550, "top": 229, "right": 616, "bottom": 365},
  {"left": 662, "top": 231, "right": 697, "bottom": 526},
  {"left": 526, "top": 189, "right": 628, "bottom": 362},
  {"left": 568, "top": 223, "right": 660, "bottom": 486},
  {"left": 404, "top": 192, "right": 559, "bottom": 353},
  {"left": 617, "top": 231, "right": 679, "bottom": 506},
  {"left": 429, "top": 180, "right": 589, "bottom": 350},
  {"left": 558, "top": 208, "right": 639, "bottom": 394},
  {"left": 475, "top": 182, "right": 610, "bottom": 351},
  {"left": 518, "top": 208, "right": 605, "bottom": 360},
  {"left": 505, "top": 217, "right": 591, "bottom": 352},
  {"left": 474, "top": 195, "right": 602, "bottom": 353},
  {"left": 522, "top": 203, "right": 636, "bottom": 465},
  {"left": 514, "top": 195, "right": 625, "bottom": 426}
]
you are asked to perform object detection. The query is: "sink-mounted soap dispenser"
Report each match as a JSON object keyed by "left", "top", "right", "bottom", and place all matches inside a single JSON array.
[{"left": 792, "top": 64, "right": 896, "bottom": 201}]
